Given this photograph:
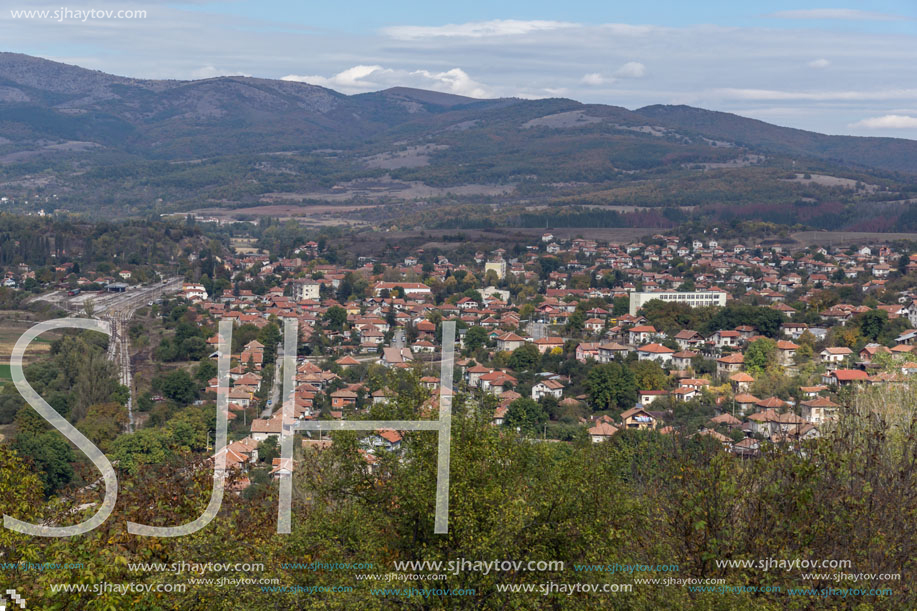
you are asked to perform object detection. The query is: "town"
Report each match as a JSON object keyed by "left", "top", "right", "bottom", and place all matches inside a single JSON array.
[{"left": 5, "top": 227, "right": 916, "bottom": 489}]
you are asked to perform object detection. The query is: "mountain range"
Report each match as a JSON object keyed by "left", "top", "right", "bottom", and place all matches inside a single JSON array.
[{"left": 1, "top": 52, "right": 916, "bottom": 230}]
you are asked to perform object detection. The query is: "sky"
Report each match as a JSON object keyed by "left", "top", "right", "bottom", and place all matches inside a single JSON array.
[{"left": 2, "top": 1, "right": 917, "bottom": 137}]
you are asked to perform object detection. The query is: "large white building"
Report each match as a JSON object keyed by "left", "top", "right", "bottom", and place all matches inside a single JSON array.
[
  {"left": 292, "top": 280, "right": 321, "bottom": 301},
  {"left": 629, "top": 290, "right": 727, "bottom": 316},
  {"left": 373, "top": 282, "right": 432, "bottom": 297},
  {"left": 181, "top": 283, "right": 208, "bottom": 302}
]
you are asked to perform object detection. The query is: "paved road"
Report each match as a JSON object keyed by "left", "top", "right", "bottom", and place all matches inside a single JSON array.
[{"left": 262, "top": 342, "right": 284, "bottom": 418}]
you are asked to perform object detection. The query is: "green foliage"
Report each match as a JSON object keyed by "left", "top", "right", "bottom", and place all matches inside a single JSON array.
[
  {"left": 0, "top": 383, "right": 24, "bottom": 425},
  {"left": 640, "top": 299, "right": 714, "bottom": 336},
  {"left": 258, "top": 437, "right": 280, "bottom": 464},
  {"left": 12, "top": 431, "right": 75, "bottom": 496},
  {"left": 508, "top": 343, "right": 540, "bottom": 371},
  {"left": 704, "top": 303, "right": 785, "bottom": 338},
  {"left": 231, "top": 323, "right": 261, "bottom": 354},
  {"left": 629, "top": 359, "right": 669, "bottom": 390},
  {"left": 745, "top": 337, "right": 777, "bottom": 375},
  {"left": 502, "top": 397, "right": 547, "bottom": 434},
  {"left": 110, "top": 428, "right": 172, "bottom": 475},
  {"left": 463, "top": 325, "right": 489, "bottom": 353},
  {"left": 3, "top": 370, "right": 917, "bottom": 609},
  {"left": 257, "top": 321, "right": 282, "bottom": 364},
  {"left": 0, "top": 446, "right": 43, "bottom": 550},
  {"left": 78, "top": 402, "right": 127, "bottom": 452},
  {"left": 194, "top": 358, "right": 217, "bottom": 385},
  {"left": 587, "top": 362, "right": 637, "bottom": 411},
  {"left": 323, "top": 305, "right": 348, "bottom": 331},
  {"left": 856, "top": 309, "right": 888, "bottom": 342},
  {"left": 154, "top": 369, "right": 197, "bottom": 406}
]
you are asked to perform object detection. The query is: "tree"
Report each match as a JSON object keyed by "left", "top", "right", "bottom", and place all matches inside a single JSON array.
[
  {"left": 612, "top": 296, "right": 630, "bottom": 316},
  {"left": 110, "top": 428, "right": 172, "bottom": 475},
  {"left": 798, "top": 329, "right": 817, "bottom": 350},
  {"left": 73, "top": 348, "right": 120, "bottom": 422},
  {"left": 0, "top": 384, "right": 24, "bottom": 425},
  {"left": 194, "top": 358, "right": 217, "bottom": 385},
  {"left": 566, "top": 309, "right": 586, "bottom": 334},
  {"left": 503, "top": 398, "right": 547, "bottom": 434},
  {"left": 156, "top": 369, "right": 197, "bottom": 405},
  {"left": 324, "top": 305, "right": 347, "bottom": 331},
  {"left": 704, "top": 304, "right": 784, "bottom": 338},
  {"left": 794, "top": 342, "right": 814, "bottom": 365},
  {"left": 12, "top": 431, "right": 75, "bottom": 495},
  {"left": 180, "top": 336, "right": 208, "bottom": 361},
  {"left": 858, "top": 309, "right": 887, "bottom": 342},
  {"left": 78, "top": 402, "right": 127, "bottom": 452},
  {"left": 0, "top": 446, "right": 43, "bottom": 549},
  {"left": 464, "top": 326, "right": 489, "bottom": 353},
  {"left": 257, "top": 321, "right": 282, "bottom": 364},
  {"left": 508, "top": 344, "right": 540, "bottom": 371},
  {"left": 258, "top": 436, "right": 280, "bottom": 463},
  {"left": 640, "top": 300, "right": 698, "bottom": 337},
  {"left": 232, "top": 323, "right": 260, "bottom": 354},
  {"left": 536, "top": 256, "right": 561, "bottom": 279},
  {"left": 629, "top": 360, "right": 668, "bottom": 391},
  {"left": 745, "top": 338, "right": 777, "bottom": 375},
  {"left": 587, "top": 362, "right": 637, "bottom": 411}
]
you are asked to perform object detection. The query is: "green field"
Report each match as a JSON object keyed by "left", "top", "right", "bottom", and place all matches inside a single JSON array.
[{"left": 0, "top": 363, "right": 11, "bottom": 382}]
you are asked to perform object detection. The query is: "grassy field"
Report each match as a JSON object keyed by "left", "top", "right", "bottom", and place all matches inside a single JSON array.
[{"left": 0, "top": 312, "right": 61, "bottom": 370}]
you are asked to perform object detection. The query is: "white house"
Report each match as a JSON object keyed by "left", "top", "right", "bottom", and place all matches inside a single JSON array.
[
  {"left": 531, "top": 379, "right": 564, "bottom": 401},
  {"left": 637, "top": 343, "right": 674, "bottom": 365}
]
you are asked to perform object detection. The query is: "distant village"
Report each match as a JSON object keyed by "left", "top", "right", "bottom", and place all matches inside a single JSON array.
[{"left": 8, "top": 230, "right": 917, "bottom": 487}]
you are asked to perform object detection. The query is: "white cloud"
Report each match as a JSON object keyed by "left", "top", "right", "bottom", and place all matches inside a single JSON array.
[
  {"left": 283, "top": 65, "right": 490, "bottom": 97},
  {"left": 768, "top": 9, "right": 906, "bottom": 21},
  {"left": 190, "top": 65, "right": 251, "bottom": 79},
  {"left": 715, "top": 88, "right": 917, "bottom": 101},
  {"left": 282, "top": 65, "right": 392, "bottom": 91},
  {"left": 850, "top": 114, "right": 917, "bottom": 129},
  {"left": 615, "top": 62, "right": 646, "bottom": 78},
  {"left": 382, "top": 19, "right": 577, "bottom": 40},
  {"left": 580, "top": 63, "right": 643, "bottom": 85},
  {"left": 581, "top": 73, "right": 608, "bottom": 86},
  {"left": 597, "top": 23, "right": 659, "bottom": 36},
  {"left": 807, "top": 58, "right": 830, "bottom": 68},
  {"left": 409, "top": 68, "right": 490, "bottom": 98},
  {"left": 6, "top": 5, "right": 917, "bottom": 137}
]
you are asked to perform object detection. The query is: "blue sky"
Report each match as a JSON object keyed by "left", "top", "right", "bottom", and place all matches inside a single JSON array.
[
  {"left": 173, "top": 1, "right": 916, "bottom": 33},
  {"left": 3, "top": 1, "right": 917, "bottom": 137}
]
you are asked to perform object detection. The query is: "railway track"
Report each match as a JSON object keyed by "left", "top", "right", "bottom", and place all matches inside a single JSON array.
[{"left": 98, "top": 278, "right": 183, "bottom": 433}]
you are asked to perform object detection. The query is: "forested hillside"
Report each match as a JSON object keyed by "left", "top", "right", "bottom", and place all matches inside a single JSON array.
[{"left": 1, "top": 53, "right": 916, "bottom": 232}]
